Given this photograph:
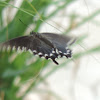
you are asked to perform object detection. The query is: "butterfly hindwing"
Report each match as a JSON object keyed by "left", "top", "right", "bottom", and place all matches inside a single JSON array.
[{"left": 41, "top": 33, "right": 75, "bottom": 58}]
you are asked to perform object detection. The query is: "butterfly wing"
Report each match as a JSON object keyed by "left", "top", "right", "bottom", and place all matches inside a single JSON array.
[
  {"left": 0, "top": 36, "right": 34, "bottom": 51},
  {"left": 0, "top": 34, "right": 59, "bottom": 65},
  {"left": 41, "top": 33, "right": 76, "bottom": 58},
  {"left": 34, "top": 39, "right": 59, "bottom": 65},
  {"left": 0, "top": 32, "right": 76, "bottom": 65}
]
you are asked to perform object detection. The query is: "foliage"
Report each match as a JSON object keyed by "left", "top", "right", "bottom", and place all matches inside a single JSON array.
[{"left": 0, "top": 0, "right": 100, "bottom": 100}]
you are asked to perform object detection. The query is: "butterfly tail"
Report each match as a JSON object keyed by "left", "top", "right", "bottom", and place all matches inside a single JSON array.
[
  {"left": 52, "top": 59, "right": 59, "bottom": 65},
  {"left": 67, "top": 37, "right": 77, "bottom": 46}
]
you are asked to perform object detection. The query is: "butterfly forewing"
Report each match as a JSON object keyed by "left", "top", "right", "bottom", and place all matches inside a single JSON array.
[{"left": 0, "top": 36, "right": 33, "bottom": 51}]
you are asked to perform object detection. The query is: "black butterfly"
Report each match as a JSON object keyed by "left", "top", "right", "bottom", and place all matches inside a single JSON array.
[{"left": 0, "top": 32, "right": 76, "bottom": 65}]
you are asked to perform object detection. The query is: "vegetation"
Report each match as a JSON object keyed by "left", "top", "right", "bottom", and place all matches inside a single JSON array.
[{"left": 0, "top": 0, "right": 100, "bottom": 100}]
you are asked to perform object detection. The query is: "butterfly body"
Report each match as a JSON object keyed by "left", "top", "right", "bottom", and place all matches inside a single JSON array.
[{"left": 0, "top": 32, "right": 76, "bottom": 65}]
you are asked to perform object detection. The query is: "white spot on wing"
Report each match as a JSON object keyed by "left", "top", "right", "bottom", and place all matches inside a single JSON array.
[
  {"left": 12, "top": 46, "right": 16, "bottom": 51},
  {"left": 64, "top": 53, "right": 67, "bottom": 55},
  {"left": 2, "top": 46, "right": 6, "bottom": 51},
  {"left": 44, "top": 54, "right": 48, "bottom": 57},
  {"left": 50, "top": 53, "right": 53, "bottom": 56},
  {"left": 28, "top": 49, "right": 33, "bottom": 54},
  {"left": 56, "top": 49, "right": 59, "bottom": 54},
  {"left": 38, "top": 52, "right": 42, "bottom": 55},
  {"left": 17, "top": 46, "right": 22, "bottom": 53},
  {"left": 22, "top": 47, "right": 26, "bottom": 51},
  {"left": 17, "top": 46, "right": 21, "bottom": 51},
  {"left": 52, "top": 50, "right": 55, "bottom": 53},
  {"left": 7, "top": 46, "right": 11, "bottom": 51},
  {"left": 59, "top": 51, "right": 62, "bottom": 53},
  {"left": 66, "top": 49, "right": 71, "bottom": 54},
  {"left": 33, "top": 50, "right": 36, "bottom": 53}
]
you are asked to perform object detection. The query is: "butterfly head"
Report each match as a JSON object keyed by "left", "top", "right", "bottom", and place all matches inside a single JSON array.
[{"left": 30, "top": 31, "right": 37, "bottom": 36}]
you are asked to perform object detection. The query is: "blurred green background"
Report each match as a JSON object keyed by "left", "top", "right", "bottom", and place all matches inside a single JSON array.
[{"left": 0, "top": 0, "right": 100, "bottom": 100}]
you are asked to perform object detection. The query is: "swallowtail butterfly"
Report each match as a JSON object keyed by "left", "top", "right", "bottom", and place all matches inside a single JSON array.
[{"left": 0, "top": 32, "right": 76, "bottom": 65}]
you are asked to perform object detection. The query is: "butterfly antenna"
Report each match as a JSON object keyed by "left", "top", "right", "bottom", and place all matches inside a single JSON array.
[{"left": 19, "top": 19, "right": 33, "bottom": 32}]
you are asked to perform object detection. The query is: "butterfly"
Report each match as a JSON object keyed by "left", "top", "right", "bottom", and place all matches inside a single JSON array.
[{"left": 0, "top": 32, "right": 76, "bottom": 65}]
